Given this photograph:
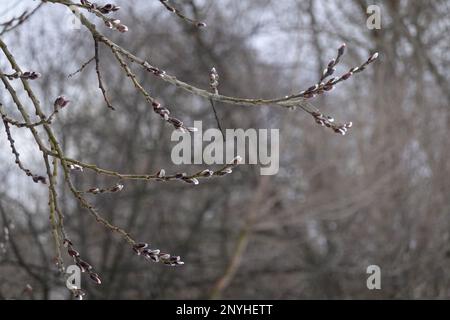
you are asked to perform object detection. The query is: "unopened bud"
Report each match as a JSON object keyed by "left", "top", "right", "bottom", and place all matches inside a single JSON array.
[{"left": 54, "top": 95, "right": 70, "bottom": 108}]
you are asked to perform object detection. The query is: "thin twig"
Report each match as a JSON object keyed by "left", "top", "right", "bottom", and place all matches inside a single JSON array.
[
  {"left": 94, "top": 38, "right": 114, "bottom": 110},
  {"left": 68, "top": 56, "right": 94, "bottom": 78},
  {"left": 158, "top": 0, "right": 207, "bottom": 28}
]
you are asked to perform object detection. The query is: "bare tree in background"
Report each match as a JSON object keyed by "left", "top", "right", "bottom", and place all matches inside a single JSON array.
[{"left": 0, "top": 0, "right": 449, "bottom": 300}]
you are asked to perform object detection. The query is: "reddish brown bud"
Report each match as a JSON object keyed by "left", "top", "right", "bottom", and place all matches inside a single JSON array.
[
  {"left": 89, "top": 272, "right": 102, "bottom": 284},
  {"left": 54, "top": 95, "right": 70, "bottom": 108},
  {"left": 68, "top": 248, "right": 80, "bottom": 257}
]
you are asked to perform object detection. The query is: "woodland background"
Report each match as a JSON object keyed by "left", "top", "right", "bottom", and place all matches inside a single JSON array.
[{"left": 0, "top": 0, "right": 449, "bottom": 299}]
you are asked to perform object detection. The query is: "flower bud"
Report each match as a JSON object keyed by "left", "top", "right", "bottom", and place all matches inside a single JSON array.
[
  {"left": 89, "top": 272, "right": 102, "bottom": 284},
  {"left": 54, "top": 95, "right": 70, "bottom": 108}
]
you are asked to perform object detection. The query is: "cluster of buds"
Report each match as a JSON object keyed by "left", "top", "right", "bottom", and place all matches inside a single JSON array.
[
  {"left": 300, "top": 81, "right": 335, "bottom": 99},
  {"left": 289, "top": 46, "right": 379, "bottom": 135},
  {"left": 86, "top": 183, "right": 124, "bottom": 194},
  {"left": 152, "top": 101, "right": 197, "bottom": 133},
  {"left": 210, "top": 67, "right": 219, "bottom": 94},
  {"left": 5, "top": 71, "right": 41, "bottom": 81},
  {"left": 342, "top": 52, "right": 379, "bottom": 78},
  {"left": 104, "top": 19, "right": 128, "bottom": 33},
  {"left": 298, "top": 45, "right": 379, "bottom": 100},
  {"left": 153, "top": 157, "right": 241, "bottom": 185},
  {"left": 320, "top": 43, "right": 346, "bottom": 81},
  {"left": 80, "top": 0, "right": 120, "bottom": 14},
  {"left": 311, "top": 111, "right": 353, "bottom": 135},
  {"left": 155, "top": 170, "right": 199, "bottom": 185},
  {"left": 132, "top": 242, "right": 184, "bottom": 266},
  {"left": 64, "top": 238, "right": 102, "bottom": 285},
  {"left": 19, "top": 71, "right": 40, "bottom": 80},
  {"left": 159, "top": 0, "right": 206, "bottom": 28}
]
